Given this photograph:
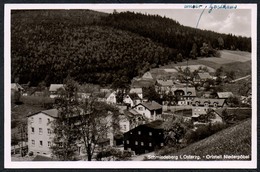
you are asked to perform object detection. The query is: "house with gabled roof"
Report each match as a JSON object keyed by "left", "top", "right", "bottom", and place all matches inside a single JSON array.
[
  {"left": 133, "top": 101, "right": 162, "bottom": 121},
  {"left": 170, "top": 87, "right": 197, "bottom": 105},
  {"left": 123, "top": 93, "right": 142, "bottom": 107},
  {"left": 123, "top": 120, "right": 164, "bottom": 155},
  {"left": 105, "top": 91, "right": 117, "bottom": 104},
  {"left": 49, "top": 84, "right": 64, "bottom": 98},
  {"left": 27, "top": 109, "right": 58, "bottom": 156},
  {"left": 142, "top": 71, "right": 154, "bottom": 80}
]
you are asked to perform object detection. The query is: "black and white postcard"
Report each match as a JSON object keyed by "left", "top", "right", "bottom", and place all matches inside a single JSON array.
[{"left": 4, "top": 3, "right": 257, "bottom": 169}]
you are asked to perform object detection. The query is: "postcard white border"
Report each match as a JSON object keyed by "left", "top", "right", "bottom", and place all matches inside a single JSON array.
[{"left": 4, "top": 3, "right": 257, "bottom": 169}]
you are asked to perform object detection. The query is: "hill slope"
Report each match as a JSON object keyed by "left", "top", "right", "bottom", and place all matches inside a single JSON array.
[
  {"left": 11, "top": 10, "right": 173, "bottom": 86},
  {"left": 163, "top": 119, "right": 251, "bottom": 160}
]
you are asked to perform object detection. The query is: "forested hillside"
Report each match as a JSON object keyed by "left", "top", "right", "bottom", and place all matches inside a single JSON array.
[
  {"left": 11, "top": 10, "right": 251, "bottom": 87},
  {"left": 100, "top": 11, "right": 251, "bottom": 55},
  {"left": 11, "top": 10, "right": 174, "bottom": 86}
]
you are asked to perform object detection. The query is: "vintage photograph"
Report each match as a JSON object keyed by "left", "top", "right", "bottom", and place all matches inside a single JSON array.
[{"left": 5, "top": 3, "right": 257, "bottom": 169}]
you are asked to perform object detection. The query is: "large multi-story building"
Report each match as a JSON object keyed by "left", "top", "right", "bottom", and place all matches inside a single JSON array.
[{"left": 27, "top": 109, "right": 58, "bottom": 156}]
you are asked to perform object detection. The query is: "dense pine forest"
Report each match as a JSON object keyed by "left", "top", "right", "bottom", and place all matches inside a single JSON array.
[{"left": 11, "top": 10, "right": 251, "bottom": 87}]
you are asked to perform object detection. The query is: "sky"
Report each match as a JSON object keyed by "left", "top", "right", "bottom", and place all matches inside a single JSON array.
[{"left": 96, "top": 9, "right": 251, "bottom": 37}]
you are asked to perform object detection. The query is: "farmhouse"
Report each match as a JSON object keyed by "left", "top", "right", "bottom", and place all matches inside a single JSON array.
[
  {"left": 49, "top": 84, "right": 64, "bottom": 98},
  {"left": 133, "top": 101, "right": 162, "bottom": 121},
  {"left": 27, "top": 109, "right": 58, "bottom": 156},
  {"left": 123, "top": 120, "right": 164, "bottom": 155}
]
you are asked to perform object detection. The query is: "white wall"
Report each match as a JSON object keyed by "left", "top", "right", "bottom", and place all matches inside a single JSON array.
[{"left": 27, "top": 113, "right": 54, "bottom": 155}]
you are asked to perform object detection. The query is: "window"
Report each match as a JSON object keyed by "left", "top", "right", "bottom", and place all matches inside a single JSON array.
[
  {"left": 32, "top": 140, "right": 35, "bottom": 146},
  {"left": 39, "top": 118, "right": 42, "bottom": 124},
  {"left": 31, "top": 127, "right": 34, "bottom": 134},
  {"left": 130, "top": 132, "right": 132, "bottom": 135},
  {"left": 161, "top": 143, "right": 164, "bottom": 146},
  {"left": 141, "top": 142, "right": 144, "bottom": 146},
  {"left": 149, "top": 132, "right": 152, "bottom": 136},
  {"left": 135, "top": 141, "right": 138, "bottom": 145},
  {"left": 48, "top": 141, "right": 51, "bottom": 147},
  {"left": 47, "top": 128, "right": 51, "bottom": 135},
  {"left": 126, "top": 140, "right": 129, "bottom": 144},
  {"left": 39, "top": 140, "right": 43, "bottom": 147},
  {"left": 138, "top": 107, "right": 143, "bottom": 111},
  {"left": 31, "top": 117, "right": 34, "bottom": 122},
  {"left": 138, "top": 131, "right": 141, "bottom": 135},
  {"left": 159, "top": 132, "right": 161, "bottom": 135},
  {"left": 123, "top": 125, "right": 126, "bottom": 131},
  {"left": 149, "top": 143, "right": 152, "bottom": 147},
  {"left": 47, "top": 118, "right": 50, "bottom": 124},
  {"left": 39, "top": 128, "right": 43, "bottom": 135}
]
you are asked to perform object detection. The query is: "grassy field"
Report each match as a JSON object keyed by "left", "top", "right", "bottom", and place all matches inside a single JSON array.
[
  {"left": 160, "top": 119, "right": 251, "bottom": 160},
  {"left": 155, "top": 50, "right": 251, "bottom": 79}
]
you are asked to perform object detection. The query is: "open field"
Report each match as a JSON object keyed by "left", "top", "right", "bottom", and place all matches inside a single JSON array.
[
  {"left": 157, "top": 50, "right": 251, "bottom": 78},
  {"left": 161, "top": 119, "right": 251, "bottom": 160},
  {"left": 200, "top": 50, "right": 251, "bottom": 64}
]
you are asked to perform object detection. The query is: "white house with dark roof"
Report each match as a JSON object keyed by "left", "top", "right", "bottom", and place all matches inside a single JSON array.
[
  {"left": 123, "top": 93, "right": 142, "bottom": 107},
  {"left": 133, "top": 101, "right": 162, "bottom": 121},
  {"left": 27, "top": 109, "right": 58, "bottom": 156},
  {"left": 49, "top": 84, "right": 64, "bottom": 98},
  {"left": 170, "top": 87, "right": 197, "bottom": 105}
]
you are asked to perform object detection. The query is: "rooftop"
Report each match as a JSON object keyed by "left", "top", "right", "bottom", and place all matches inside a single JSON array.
[
  {"left": 197, "top": 72, "right": 211, "bottom": 80},
  {"left": 156, "top": 79, "right": 174, "bottom": 86},
  {"left": 217, "top": 92, "right": 233, "bottom": 99},
  {"left": 49, "top": 84, "right": 64, "bottom": 92},
  {"left": 138, "top": 101, "right": 162, "bottom": 110},
  {"left": 192, "top": 98, "right": 226, "bottom": 107}
]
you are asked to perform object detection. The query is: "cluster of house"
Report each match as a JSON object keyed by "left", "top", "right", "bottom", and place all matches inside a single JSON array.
[
  {"left": 24, "top": 79, "right": 234, "bottom": 158},
  {"left": 12, "top": 69, "right": 251, "bottom": 158}
]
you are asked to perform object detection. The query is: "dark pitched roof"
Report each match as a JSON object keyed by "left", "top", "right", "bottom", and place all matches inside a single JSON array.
[
  {"left": 192, "top": 98, "right": 226, "bottom": 107},
  {"left": 138, "top": 101, "right": 162, "bottom": 110},
  {"left": 27, "top": 109, "right": 58, "bottom": 118},
  {"left": 128, "top": 93, "right": 140, "bottom": 100},
  {"left": 32, "top": 155, "right": 56, "bottom": 161}
]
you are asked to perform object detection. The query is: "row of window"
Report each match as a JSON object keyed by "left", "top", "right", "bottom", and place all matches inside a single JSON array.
[
  {"left": 31, "top": 117, "right": 51, "bottom": 124},
  {"left": 126, "top": 140, "right": 164, "bottom": 147},
  {"left": 31, "top": 140, "right": 51, "bottom": 147},
  {"left": 129, "top": 131, "right": 162, "bottom": 136},
  {"left": 31, "top": 127, "right": 51, "bottom": 135}
]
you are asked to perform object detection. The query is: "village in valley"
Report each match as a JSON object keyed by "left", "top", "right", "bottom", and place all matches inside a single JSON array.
[
  {"left": 10, "top": 9, "right": 252, "bottom": 161},
  {"left": 11, "top": 58, "right": 252, "bottom": 161}
]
